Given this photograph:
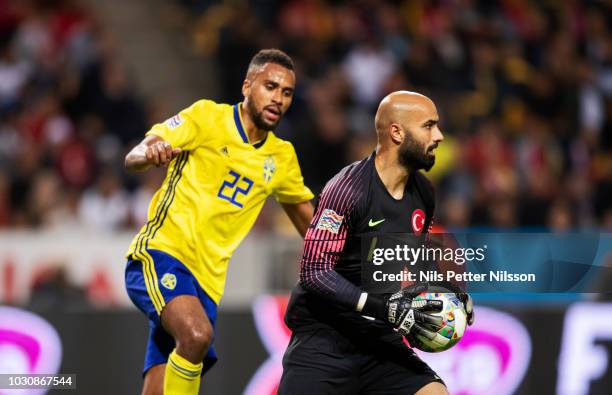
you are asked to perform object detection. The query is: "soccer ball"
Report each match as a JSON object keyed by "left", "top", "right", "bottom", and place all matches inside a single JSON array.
[{"left": 407, "top": 291, "right": 467, "bottom": 353}]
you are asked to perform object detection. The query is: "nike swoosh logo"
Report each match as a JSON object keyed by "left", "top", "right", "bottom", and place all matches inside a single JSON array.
[{"left": 368, "top": 218, "right": 385, "bottom": 227}]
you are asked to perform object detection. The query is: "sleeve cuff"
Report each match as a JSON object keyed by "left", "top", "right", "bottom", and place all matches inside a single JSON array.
[
  {"left": 275, "top": 191, "right": 315, "bottom": 204},
  {"left": 360, "top": 293, "right": 387, "bottom": 320}
]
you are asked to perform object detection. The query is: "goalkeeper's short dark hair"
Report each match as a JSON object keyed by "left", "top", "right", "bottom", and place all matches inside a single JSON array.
[{"left": 247, "top": 49, "right": 294, "bottom": 74}]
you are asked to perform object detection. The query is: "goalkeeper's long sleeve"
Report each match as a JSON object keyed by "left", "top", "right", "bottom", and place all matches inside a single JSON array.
[{"left": 297, "top": 163, "right": 386, "bottom": 319}]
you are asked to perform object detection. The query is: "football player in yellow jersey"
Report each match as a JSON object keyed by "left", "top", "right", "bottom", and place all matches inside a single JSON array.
[{"left": 123, "top": 49, "right": 314, "bottom": 395}]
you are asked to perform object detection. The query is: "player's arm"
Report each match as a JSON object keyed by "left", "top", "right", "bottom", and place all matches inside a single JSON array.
[
  {"left": 124, "top": 135, "right": 182, "bottom": 173},
  {"left": 300, "top": 220, "right": 443, "bottom": 336},
  {"left": 273, "top": 144, "right": 314, "bottom": 227},
  {"left": 298, "top": 178, "right": 442, "bottom": 336},
  {"left": 281, "top": 201, "right": 314, "bottom": 237},
  {"left": 125, "top": 100, "right": 211, "bottom": 173}
]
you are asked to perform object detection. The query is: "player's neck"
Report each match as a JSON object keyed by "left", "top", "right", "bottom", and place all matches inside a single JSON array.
[
  {"left": 240, "top": 103, "right": 268, "bottom": 144},
  {"left": 374, "top": 151, "right": 410, "bottom": 200},
  {"left": 247, "top": 127, "right": 268, "bottom": 145}
]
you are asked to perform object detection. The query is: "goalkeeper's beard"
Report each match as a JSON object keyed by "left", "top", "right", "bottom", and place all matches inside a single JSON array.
[{"left": 398, "top": 137, "right": 435, "bottom": 172}]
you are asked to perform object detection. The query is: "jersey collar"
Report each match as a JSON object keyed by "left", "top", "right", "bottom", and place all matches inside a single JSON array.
[{"left": 233, "top": 103, "right": 268, "bottom": 149}]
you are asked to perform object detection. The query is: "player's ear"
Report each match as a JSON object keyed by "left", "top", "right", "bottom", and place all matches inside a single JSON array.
[
  {"left": 389, "top": 123, "right": 404, "bottom": 145},
  {"left": 242, "top": 78, "right": 251, "bottom": 98}
]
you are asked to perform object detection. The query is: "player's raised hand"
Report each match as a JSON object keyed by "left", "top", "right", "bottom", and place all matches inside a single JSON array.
[
  {"left": 145, "top": 140, "right": 182, "bottom": 167},
  {"left": 125, "top": 135, "right": 183, "bottom": 172}
]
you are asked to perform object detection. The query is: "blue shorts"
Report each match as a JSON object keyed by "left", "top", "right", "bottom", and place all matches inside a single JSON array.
[{"left": 125, "top": 249, "right": 218, "bottom": 375}]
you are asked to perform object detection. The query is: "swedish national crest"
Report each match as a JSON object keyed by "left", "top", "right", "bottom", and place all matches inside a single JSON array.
[
  {"left": 160, "top": 273, "right": 177, "bottom": 290},
  {"left": 263, "top": 156, "right": 276, "bottom": 183}
]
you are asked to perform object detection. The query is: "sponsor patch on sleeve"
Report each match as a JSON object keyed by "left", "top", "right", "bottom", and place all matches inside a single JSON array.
[
  {"left": 166, "top": 114, "right": 184, "bottom": 129},
  {"left": 315, "top": 209, "right": 344, "bottom": 234}
]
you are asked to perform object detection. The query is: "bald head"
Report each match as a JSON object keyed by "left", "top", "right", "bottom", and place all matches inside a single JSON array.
[
  {"left": 374, "top": 90, "right": 443, "bottom": 171},
  {"left": 375, "top": 91, "right": 436, "bottom": 139}
]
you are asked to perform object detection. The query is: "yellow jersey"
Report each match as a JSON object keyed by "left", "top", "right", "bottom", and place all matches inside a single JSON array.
[{"left": 126, "top": 99, "right": 313, "bottom": 308}]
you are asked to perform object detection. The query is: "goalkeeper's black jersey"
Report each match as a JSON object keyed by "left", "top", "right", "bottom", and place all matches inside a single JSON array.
[{"left": 285, "top": 152, "right": 435, "bottom": 341}]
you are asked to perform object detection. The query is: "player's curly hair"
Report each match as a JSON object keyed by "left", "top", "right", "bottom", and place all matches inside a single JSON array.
[{"left": 247, "top": 49, "right": 294, "bottom": 74}]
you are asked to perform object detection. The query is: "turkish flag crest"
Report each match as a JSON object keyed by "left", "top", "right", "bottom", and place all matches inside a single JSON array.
[{"left": 411, "top": 209, "right": 425, "bottom": 234}]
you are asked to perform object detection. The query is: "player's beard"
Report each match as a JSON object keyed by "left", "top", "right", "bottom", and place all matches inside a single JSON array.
[
  {"left": 246, "top": 99, "right": 280, "bottom": 131},
  {"left": 398, "top": 138, "right": 436, "bottom": 172}
]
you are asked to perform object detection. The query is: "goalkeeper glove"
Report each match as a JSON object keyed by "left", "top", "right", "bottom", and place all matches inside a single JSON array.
[
  {"left": 361, "top": 284, "right": 444, "bottom": 337},
  {"left": 431, "top": 281, "right": 474, "bottom": 326},
  {"left": 386, "top": 286, "right": 445, "bottom": 337},
  {"left": 458, "top": 292, "right": 474, "bottom": 325}
]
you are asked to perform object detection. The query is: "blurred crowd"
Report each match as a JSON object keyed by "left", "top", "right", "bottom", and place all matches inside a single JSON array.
[
  {"left": 0, "top": 0, "right": 165, "bottom": 231},
  {"left": 191, "top": 0, "right": 612, "bottom": 230},
  {"left": 0, "top": 0, "right": 611, "bottom": 232}
]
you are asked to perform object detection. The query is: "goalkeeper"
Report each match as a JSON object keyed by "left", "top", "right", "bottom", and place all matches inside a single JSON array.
[{"left": 279, "top": 91, "right": 474, "bottom": 395}]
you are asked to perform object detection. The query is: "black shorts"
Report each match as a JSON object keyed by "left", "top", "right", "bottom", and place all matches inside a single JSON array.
[{"left": 279, "top": 327, "right": 444, "bottom": 395}]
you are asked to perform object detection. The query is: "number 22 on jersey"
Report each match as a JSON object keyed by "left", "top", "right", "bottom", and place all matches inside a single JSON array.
[{"left": 217, "top": 170, "right": 253, "bottom": 208}]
